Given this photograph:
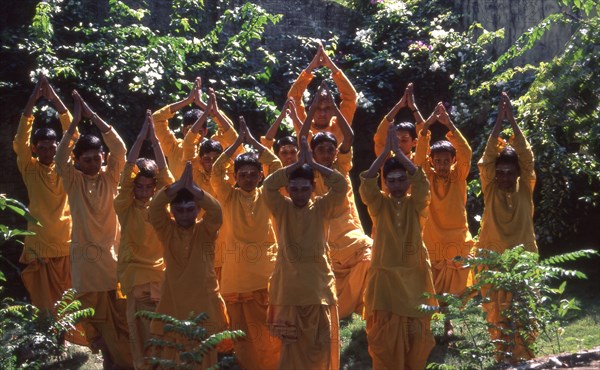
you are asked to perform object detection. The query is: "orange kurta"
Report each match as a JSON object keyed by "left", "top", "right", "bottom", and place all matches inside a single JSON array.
[
  {"left": 263, "top": 168, "right": 347, "bottom": 370},
  {"left": 13, "top": 112, "right": 74, "bottom": 310},
  {"left": 414, "top": 129, "right": 473, "bottom": 295},
  {"left": 359, "top": 169, "right": 436, "bottom": 370},
  {"left": 313, "top": 150, "right": 372, "bottom": 318},
  {"left": 288, "top": 69, "right": 357, "bottom": 144},
  {"left": 153, "top": 105, "right": 192, "bottom": 179}
]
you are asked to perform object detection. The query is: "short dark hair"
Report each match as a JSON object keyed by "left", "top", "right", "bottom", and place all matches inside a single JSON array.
[
  {"left": 430, "top": 140, "right": 456, "bottom": 158},
  {"left": 135, "top": 158, "right": 159, "bottom": 181},
  {"left": 310, "top": 131, "right": 337, "bottom": 151},
  {"left": 289, "top": 163, "right": 314, "bottom": 183},
  {"left": 273, "top": 136, "right": 298, "bottom": 155},
  {"left": 496, "top": 145, "right": 520, "bottom": 172},
  {"left": 183, "top": 109, "right": 203, "bottom": 127},
  {"left": 31, "top": 127, "right": 58, "bottom": 146},
  {"left": 395, "top": 121, "right": 417, "bottom": 139},
  {"left": 383, "top": 156, "right": 407, "bottom": 179},
  {"left": 171, "top": 188, "right": 195, "bottom": 205},
  {"left": 73, "top": 134, "right": 103, "bottom": 159},
  {"left": 233, "top": 152, "right": 262, "bottom": 174},
  {"left": 199, "top": 139, "right": 223, "bottom": 157}
]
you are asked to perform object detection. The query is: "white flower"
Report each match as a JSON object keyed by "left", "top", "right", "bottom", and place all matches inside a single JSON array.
[
  {"left": 431, "top": 29, "right": 448, "bottom": 40},
  {"left": 430, "top": 61, "right": 440, "bottom": 71}
]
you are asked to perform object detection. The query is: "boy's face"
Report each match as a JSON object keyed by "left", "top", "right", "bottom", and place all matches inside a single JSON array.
[
  {"left": 495, "top": 163, "right": 519, "bottom": 191},
  {"left": 171, "top": 201, "right": 199, "bottom": 228},
  {"left": 430, "top": 152, "right": 455, "bottom": 178},
  {"left": 385, "top": 169, "right": 410, "bottom": 198},
  {"left": 277, "top": 145, "right": 298, "bottom": 166},
  {"left": 33, "top": 139, "right": 58, "bottom": 166},
  {"left": 200, "top": 151, "right": 219, "bottom": 173},
  {"left": 313, "top": 141, "right": 338, "bottom": 168},
  {"left": 75, "top": 149, "right": 104, "bottom": 176},
  {"left": 313, "top": 101, "right": 335, "bottom": 130},
  {"left": 287, "top": 178, "right": 314, "bottom": 208},
  {"left": 133, "top": 176, "right": 157, "bottom": 203},
  {"left": 397, "top": 130, "right": 417, "bottom": 155},
  {"left": 235, "top": 165, "right": 263, "bottom": 193}
]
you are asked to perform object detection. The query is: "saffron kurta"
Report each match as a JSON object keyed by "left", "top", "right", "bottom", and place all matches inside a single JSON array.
[
  {"left": 211, "top": 150, "right": 282, "bottom": 369},
  {"left": 288, "top": 69, "right": 357, "bottom": 144},
  {"left": 414, "top": 129, "right": 474, "bottom": 295},
  {"left": 13, "top": 112, "right": 74, "bottom": 310},
  {"left": 359, "top": 169, "right": 436, "bottom": 370}
]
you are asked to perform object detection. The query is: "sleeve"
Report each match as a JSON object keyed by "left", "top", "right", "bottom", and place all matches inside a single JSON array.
[
  {"left": 152, "top": 105, "right": 179, "bottom": 157},
  {"left": 260, "top": 148, "right": 283, "bottom": 177},
  {"left": 212, "top": 124, "right": 241, "bottom": 154},
  {"left": 373, "top": 117, "right": 389, "bottom": 158},
  {"left": 447, "top": 128, "right": 472, "bottom": 179},
  {"left": 58, "top": 111, "right": 78, "bottom": 140},
  {"left": 197, "top": 191, "right": 223, "bottom": 238},
  {"left": 414, "top": 130, "right": 431, "bottom": 169},
  {"left": 359, "top": 171, "right": 384, "bottom": 217},
  {"left": 263, "top": 168, "right": 289, "bottom": 214},
  {"left": 511, "top": 130, "right": 536, "bottom": 191},
  {"left": 287, "top": 70, "right": 313, "bottom": 124},
  {"left": 334, "top": 149, "right": 353, "bottom": 175},
  {"left": 319, "top": 170, "right": 348, "bottom": 218},
  {"left": 332, "top": 70, "right": 357, "bottom": 125},
  {"left": 478, "top": 134, "right": 501, "bottom": 190},
  {"left": 409, "top": 168, "right": 431, "bottom": 216},
  {"left": 157, "top": 167, "right": 175, "bottom": 189},
  {"left": 13, "top": 114, "right": 34, "bottom": 173},
  {"left": 210, "top": 152, "right": 235, "bottom": 202},
  {"left": 114, "top": 162, "right": 136, "bottom": 215},
  {"left": 183, "top": 131, "right": 201, "bottom": 161},
  {"left": 102, "top": 128, "right": 127, "bottom": 184},
  {"left": 55, "top": 129, "right": 78, "bottom": 191},
  {"left": 260, "top": 136, "right": 274, "bottom": 150},
  {"left": 148, "top": 186, "right": 174, "bottom": 242}
]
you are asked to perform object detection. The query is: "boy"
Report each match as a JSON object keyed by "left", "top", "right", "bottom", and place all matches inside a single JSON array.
[
  {"left": 148, "top": 161, "right": 229, "bottom": 368},
  {"left": 359, "top": 125, "right": 437, "bottom": 370},
  {"left": 300, "top": 85, "right": 372, "bottom": 319},
  {"left": 114, "top": 110, "right": 173, "bottom": 369},
  {"left": 288, "top": 43, "right": 357, "bottom": 144},
  {"left": 13, "top": 74, "right": 75, "bottom": 312},
  {"left": 56, "top": 90, "right": 132, "bottom": 368},
  {"left": 261, "top": 98, "right": 301, "bottom": 167},
  {"left": 263, "top": 137, "right": 347, "bottom": 370},
  {"left": 210, "top": 118, "right": 282, "bottom": 369},
  {"left": 414, "top": 102, "right": 474, "bottom": 336},
  {"left": 478, "top": 92, "right": 537, "bottom": 362}
]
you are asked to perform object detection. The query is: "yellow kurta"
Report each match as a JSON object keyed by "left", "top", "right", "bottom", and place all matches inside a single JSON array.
[
  {"left": 152, "top": 105, "right": 191, "bottom": 179},
  {"left": 359, "top": 169, "right": 436, "bottom": 317},
  {"left": 313, "top": 150, "right": 372, "bottom": 318},
  {"left": 477, "top": 132, "right": 537, "bottom": 253},
  {"left": 148, "top": 188, "right": 228, "bottom": 334},
  {"left": 359, "top": 169, "right": 436, "bottom": 370},
  {"left": 13, "top": 113, "right": 73, "bottom": 262},
  {"left": 414, "top": 129, "right": 474, "bottom": 295},
  {"left": 56, "top": 127, "right": 126, "bottom": 293},
  {"left": 288, "top": 69, "right": 357, "bottom": 144},
  {"left": 114, "top": 163, "right": 172, "bottom": 295},
  {"left": 211, "top": 150, "right": 281, "bottom": 295},
  {"left": 263, "top": 168, "right": 347, "bottom": 306}
]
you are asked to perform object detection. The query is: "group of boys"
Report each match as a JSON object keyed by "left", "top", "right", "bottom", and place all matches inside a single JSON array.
[{"left": 14, "top": 43, "right": 537, "bottom": 370}]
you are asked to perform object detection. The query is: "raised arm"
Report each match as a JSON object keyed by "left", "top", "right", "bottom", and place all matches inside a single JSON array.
[
  {"left": 502, "top": 93, "right": 535, "bottom": 184},
  {"left": 14, "top": 77, "right": 43, "bottom": 164},
  {"left": 322, "top": 50, "right": 357, "bottom": 124},
  {"left": 264, "top": 99, "right": 291, "bottom": 141},
  {"left": 374, "top": 87, "right": 408, "bottom": 157},
  {"left": 405, "top": 83, "right": 425, "bottom": 130},
  {"left": 326, "top": 84, "right": 354, "bottom": 154},
  {"left": 287, "top": 43, "right": 324, "bottom": 121},
  {"left": 365, "top": 125, "right": 394, "bottom": 178}
]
